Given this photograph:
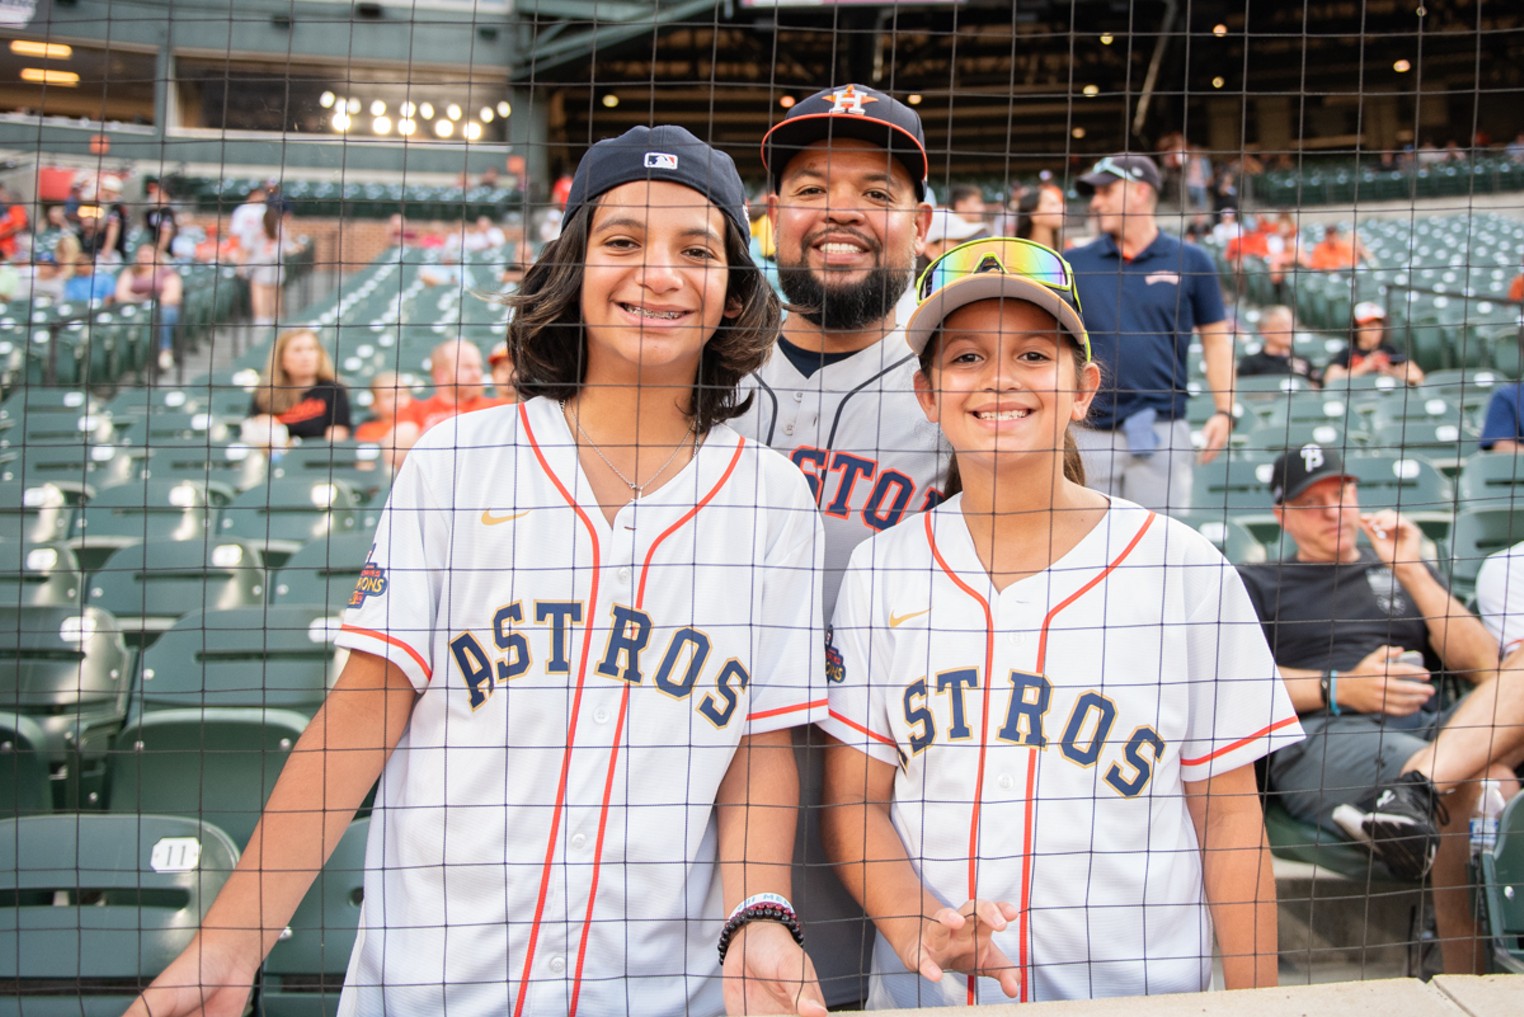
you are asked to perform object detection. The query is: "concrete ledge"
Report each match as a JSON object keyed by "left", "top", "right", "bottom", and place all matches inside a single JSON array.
[{"left": 868, "top": 975, "right": 1517, "bottom": 1016}]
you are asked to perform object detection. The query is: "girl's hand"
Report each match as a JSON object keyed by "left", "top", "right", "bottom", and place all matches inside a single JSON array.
[
  {"left": 895, "top": 899, "right": 1023, "bottom": 999},
  {"left": 122, "top": 938, "right": 259, "bottom": 1017},
  {"left": 722, "top": 921, "right": 827, "bottom": 1016}
]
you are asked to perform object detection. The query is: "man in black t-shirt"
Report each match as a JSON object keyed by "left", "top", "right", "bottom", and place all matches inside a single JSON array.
[
  {"left": 1238, "top": 444, "right": 1524, "bottom": 972},
  {"left": 1236, "top": 305, "right": 1319, "bottom": 386}
]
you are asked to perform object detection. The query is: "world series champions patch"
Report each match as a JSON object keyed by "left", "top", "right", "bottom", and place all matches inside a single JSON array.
[
  {"left": 825, "top": 626, "right": 846, "bottom": 684},
  {"left": 350, "top": 549, "right": 388, "bottom": 608}
]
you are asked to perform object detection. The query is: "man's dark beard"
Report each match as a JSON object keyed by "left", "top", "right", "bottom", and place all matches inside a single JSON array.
[{"left": 777, "top": 262, "right": 911, "bottom": 332}]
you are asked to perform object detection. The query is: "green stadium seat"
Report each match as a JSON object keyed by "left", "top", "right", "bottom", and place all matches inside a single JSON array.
[
  {"left": 87, "top": 538, "right": 268, "bottom": 645},
  {"left": 0, "top": 603, "right": 131, "bottom": 808},
  {"left": 1457, "top": 453, "right": 1524, "bottom": 510},
  {"left": 106, "top": 706, "right": 310, "bottom": 850},
  {"left": 69, "top": 478, "right": 216, "bottom": 572},
  {"left": 0, "top": 711, "right": 53, "bottom": 815},
  {"left": 0, "top": 813, "right": 239, "bottom": 1010},
  {"left": 1446, "top": 507, "right": 1524, "bottom": 601},
  {"left": 114, "top": 408, "right": 234, "bottom": 446},
  {"left": 269, "top": 532, "right": 374, "bottom": 609},
  {"left": 218, "top": 477, "right": 363, "bottom": 568},
  {"left": 257, "top": 817, "right": 370, "bottom": 1016},
  {"left": 5, "top": 440, "right": 136, "bottom": 490},
  {"left": 271, "top": 443, "right": 390, "bottom": 504},
  {"left": 0, "top": 542, "right": 85, "bottom": 608},
  {"left": 1165, "top": 510, "right": 1267, "bottom": 564},
  {"left": 1478, "top": 791, "right": 1524, "bottom": 973},
  {"left": 135, "top": 441, "right": 267, "bottom": 501},
  {"left": 133, "top": 605, "right": 341, "bottom": 718},
  {"left": 1341, "top": 455, "right": 1455, "bottom": 540},
  {"left": 1263, "top": 798, "right": 1405, "bottom": 882}
]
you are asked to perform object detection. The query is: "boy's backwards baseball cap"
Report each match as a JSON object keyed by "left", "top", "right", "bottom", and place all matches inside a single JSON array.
[
  {"left": 1353, "top": 301, "right": 1387, "bottom": 324},
  {"left": 761, "top": 84, "right": 928, "bottom": 200},
  {"left": 1269, "top": 443, "right": 1354, "bottom": 504},
  {"left": 564, "top": 124, "right": 748, "bottom": 237},
  {"left": 904, "top": 237, "right": 1090, "bottom": 361},
  {"left": 1075, "top": 154, "right": 1163, "bottom": 196}
]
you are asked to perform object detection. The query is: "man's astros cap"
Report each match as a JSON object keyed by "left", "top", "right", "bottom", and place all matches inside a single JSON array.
[
  {"left": 565, "top": 124, "right": 749, "bottom": 238},
  {"left": 1269, "top": 443, "right": 1354, "bottom": 505},
  {"left": 761, "top": 84, "right": 929, "bottom": 200},
  {"left": 1075, "top": 154, "right": 1164, "bottom": 196}
]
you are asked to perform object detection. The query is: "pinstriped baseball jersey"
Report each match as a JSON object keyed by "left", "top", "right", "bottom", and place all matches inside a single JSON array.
[
  {"left": 334, "top": 397, "right": 825, "bottom": 1016},
  {"left": 819, "top": 497, "right": 1302, "bottom": 1006}
]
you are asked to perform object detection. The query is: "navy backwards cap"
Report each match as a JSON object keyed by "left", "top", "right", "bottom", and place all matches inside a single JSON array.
[
  {"left": 761, "top": 84, "right": 929, "bottom": 200},
  {"left": 564, "top": 125, "right": 749, "bottom": 238}
]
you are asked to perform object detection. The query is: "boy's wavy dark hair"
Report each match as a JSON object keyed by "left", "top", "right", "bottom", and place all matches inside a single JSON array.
[{"left": 505, "top": 203, "right": 781, "bottom": 433}]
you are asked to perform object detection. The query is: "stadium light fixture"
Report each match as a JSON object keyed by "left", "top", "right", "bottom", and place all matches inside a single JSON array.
[
  {"left": 779, "top": 95, "right": 795, "bottom": 109},
  {"left": 331, "top": 110, "right": 352, "bottom": 132},
  {"left": 1212, "top": 23, "right": 1228, "bottom": 37},
  {"left": 320, "top": 90, "right": 336, "bottom": 109},
  {"left": 370, "top": 99, "right": 386, "bottom": 116},
  {"left": 420, "top": 102, "right": 435, "bottom": 119},
  {"left": 373, "top": 115, "right": 392, "bottom": 134},
  {"left": 497, "top": 100, "right": 511, "bottom": 118},
  {"left": 1082, "top": 84, "right": 1100, "bottom": 97},
  {"left": 602, "top": 93, "right": 620, "bottom": 108},
  {"left": 434, "top": 119, "right": 454, "bottom": 138},
  {"left": 398, "top": 117, "right": 417, "bottom": 136},
  {"left": 346, "top": 97, "right": 361, "bottom": 114},
  {"left": 9, "top": 40, "right": 73, "bottom": 60},
  {"left": 1099, "top": 33, "right": 1114, "bottom": 45},
  {"left": 907, "top": 94, "right": 923, "bottom": 106},
  {"left": 1072, "top": 127, "right": 1087, "bottom": 139},
  {"left": 447, "top": 103, "right": 462, "bottom": 121},
  {"left": 1211, "top": 76, "right": 1226, "bottom": 89},
  {"left": 400, "top": 100, "right": 417, "bottom": 116},
  {"left": 20, "top": 68, "right": 79, "bottom": 86},
  {"left": 1393, "top": 59, "right": 1412, "bottom": 73},
  {"left": 481, "top": 106, "right": 495, "bottom": 122},
  {"left": 464, "top": 122, "right": 483, "bottom": 141}
]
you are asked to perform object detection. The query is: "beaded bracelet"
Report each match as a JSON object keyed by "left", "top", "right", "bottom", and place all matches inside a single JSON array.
[
  {"left": 1328, "top": 670, "right": 1341, "bottom": 715},
  {"left": 717, "top": 902, "right": 804, "bottom": 964}
]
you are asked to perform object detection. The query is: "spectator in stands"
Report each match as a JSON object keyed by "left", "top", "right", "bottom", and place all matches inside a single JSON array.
[
  {"left": 246, "top": 328, "right": 352, "bottom": 443},
  {"left": 919, "top": 208, "right": 983, "bottom": 272},
  {"left": 1302, "top": 223, "right": 1371, "bottom": 271},
  {"left": 1506, "top": 254, "right": 1522, "bottom": 303},
  {"left": 31, "top": 205, "right": 71, "bottom": 263},
  {"left": 1012, "top": 185, "right": 1066, "bottom": 250},
  {"left": 114, "top": 243, "right": 184, "bottom": 371},
  {"left": 1507, "top": 132, "right": 1524, "bottom": 163},
  {"left": 63, "top": 251, "right": 114, "bottom": 306},
  {"left": 247, "top": 204, "right": 290, "bottom": 331},
  {"left": 353, "top": 370, "right": 412, "bottom": 445},
  {"left": 0, "top": 251, "right": 17, "bottom": 302},
  {"left": 90, "top": 175, "right": 130, "bottom": 263},
  {"left": 384, "top": 212, "right": 416, "bottom": 248},
  {"left": 1237, "top": 305, "right": 1318, "bottom": 386},
  {"left": 1238, "top": 444, "right": 1524, "bottom": 973},
  {"left": 1322, "top": 301, "right": 1423, "bottom": 386},
  {"left": 1069, "top": 153, "right": 1234, "bottom": 510},
  {"left": 0, "top": 185, "right": 27, "bottom": 260},
  {"left": 418, "top": 252, "right": 463, "bottom": 288},
  {"left": 389, "top": 338, "right": 505, "bottom": 456},
  {"left": 947, "top": 183, "right": 988, "bottom": 231},
  {"left": 1211, "top": 207, "right": 1244, "bottom": 246},
  {"left": 1477, "top": 376, "right": 1524, "bottom": 453},
  {"left": 143, "top": 179, "right": 177, "bottom": 254},
  {"left": 487, "top": 340, "right": 517, "bottom": 400},
  {"left": 230, "top": 183, "right": 269, "bottom": 264},
  {"left": 1476, "top": 540, "right": 1524, "bottom": 657}
]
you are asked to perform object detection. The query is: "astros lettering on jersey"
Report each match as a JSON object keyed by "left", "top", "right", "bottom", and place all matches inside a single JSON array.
[
  {"left": 335, "top": 397, "right": 826, "bottom": 1016},
  {"left": 820, "top": 497, "right": 1302, "bottom": 1006}
]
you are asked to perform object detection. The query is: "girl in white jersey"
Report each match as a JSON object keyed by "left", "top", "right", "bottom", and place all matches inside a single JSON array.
[
  {"left": 818, "top": 238, "right": 1301, "bottom": 1007},
  {"left": 131, "top": 126, "right": 828, "bottom": 1017}
]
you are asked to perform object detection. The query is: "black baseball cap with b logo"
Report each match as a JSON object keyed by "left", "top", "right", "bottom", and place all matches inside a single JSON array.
[
  {"left": 1269, "top": 444, "right": 1355, "bottom": 505},
  {"left": 761, "top": 84, "right": 929, "bottom": 200}
]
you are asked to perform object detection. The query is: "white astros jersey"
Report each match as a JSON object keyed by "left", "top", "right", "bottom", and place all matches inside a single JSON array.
[
  {"left": 734, "top": 326, "right": 952, "bottom": 620},
  {"left": 819, "top": 497, "right": 1302, "bottom": 1007},
  {"left": 334, "top": 397, "right": 826, "bottom": 1017}
]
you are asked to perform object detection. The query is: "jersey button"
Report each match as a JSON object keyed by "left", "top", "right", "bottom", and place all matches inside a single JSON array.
[
  {"left": 793, "top": 391, "right": 804, "bottom": 402},
  {"left": 996, "top": 773, "right": 1015, "bottom": 790},
  {"left": 783, "top": 423, "right": 794, "bottom": 436},
  {"left": 571, "top": 832, "right": 587, "bottom": 849},
  {"left": 618, "top": 566, "right": 631, "bottom": 583},
  {"left": 594, "top": 708, "right": 609, "bottom": 724},
  {"left": 548, "top": 956, "right": 566, "bottom": 974}
]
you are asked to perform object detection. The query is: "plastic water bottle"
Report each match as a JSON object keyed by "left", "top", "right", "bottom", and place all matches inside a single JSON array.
[{"left": 1469, "top": 778, "right": 1506, "bottom": 860}]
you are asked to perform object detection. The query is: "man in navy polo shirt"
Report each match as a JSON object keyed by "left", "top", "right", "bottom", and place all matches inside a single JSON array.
[{"left": 1067, "top": 153, "right": 1233, "bottom": 511}]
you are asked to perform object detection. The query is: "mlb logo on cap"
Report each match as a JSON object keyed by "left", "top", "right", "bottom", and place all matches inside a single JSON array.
[{"left": 644, "top": 152, "right": 679, "bottom": 170}]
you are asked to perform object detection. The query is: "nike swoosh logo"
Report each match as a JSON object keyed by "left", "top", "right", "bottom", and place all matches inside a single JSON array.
[
  {"left": 481, "top": 509, "right": 530, "bottom": 526},
  {"left": 889, "top": 608, "right": 930, "bottom": 628}
]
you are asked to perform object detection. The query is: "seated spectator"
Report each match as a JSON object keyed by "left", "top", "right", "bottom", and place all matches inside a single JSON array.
[
  {"left": 31, "top": 205, "right": 73, "bottom": 263},
  {"left": 353, "top": 370, "right": 412, "bottom": 444},
  {"left": 0, "top": 185, "right": 27, "bottom": 261},
  {"left": 1211, "top": 208, "right": 1244, "bottom": 246},
  {"left": 1302, "top": 223, "right": 1371, "bottom": 271},
  {"left": 1477, "top": 375, "right": 1524, "bottom": 452},
  {"left": 1476, "top": 540, "right": 1524, "bottom": 656},
  {"left": 1321, "top": 302, "right": 1423, "bottom": 386},
  {"left": 1506, "top": 254, "right": 1522, "bottom": 303},
  {"left": 1237, "top": 305, "right": 1318, "bottom": 385},
  {"left": 1237, "top": 445, "right": 1523, "bottom": 973},
  {"left": 487, "top": 340, "right": 517, "bottom": 401},
  {"left": 62, "top": 252, "right": 115, "bottom": 306},
  {"left": 0, "top": 251, "right": 17, "bottom": 302},
  {"left": 22, "top": 251, "right": 65, "bottom": 302},
  {"left": 143, "top": 179, "right": 177, "bottom": 254},
  {"left": 1012, "top": 185, "right": 1066, "bottom": 250},
  {"left": 418, "top": 253, "right": 463, "bottom": 288},
  {"left": 115, "top": 244, "right": 184, "bottom": 371},
  {"left": 389, "top": 339, "right": 506, "bottom": 457},
  {"left": 245, "top": 328, "right": 352, "bottom": 442},
  {"left": 947, "top": 183, "right": 989, "bottom": 232}
]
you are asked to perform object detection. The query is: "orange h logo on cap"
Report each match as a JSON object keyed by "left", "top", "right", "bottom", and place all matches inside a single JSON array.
[{"left": 825, "top": 85, "right": 877, "bottom": 115}]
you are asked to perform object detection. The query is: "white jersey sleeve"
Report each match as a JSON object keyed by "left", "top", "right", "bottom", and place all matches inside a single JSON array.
[
  {"left": 819, "top": 543, "right": 900, "bottom": 766},
  {"left": 336, "top": 448, "right": 449, "bottom": 691},
  {"left": 1175, "top": 531, "right": 1303, "bottom": 781},
  {"left": 1476, "top": 540, "right": 1524, "bottom": 654}
]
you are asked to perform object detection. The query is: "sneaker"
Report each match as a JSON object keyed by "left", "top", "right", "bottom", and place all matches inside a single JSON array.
[
  {"left": 158, "top": 349, "right": 175, "bottom": 372},
  {"left": 1331, "top": 771, "right": 1446, "bottom": 881}
]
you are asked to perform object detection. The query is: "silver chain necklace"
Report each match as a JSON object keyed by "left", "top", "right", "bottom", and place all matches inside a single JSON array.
[{"left": 561, "top": 400, "right": 697, "bottom": 498}]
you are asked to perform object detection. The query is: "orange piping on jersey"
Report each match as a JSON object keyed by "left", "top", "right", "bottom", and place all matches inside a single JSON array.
[
  {"left": 338, "top": 624, "right": 431, "bottom": 680},
  {"left": 1023, "top": 510, "right": 1155, "bottom": 989},
  {"left": 923, "top": 510, "right": 996, "bottom": 1005},
  {"left": 751, "top": 697, "right": 827, "bottom": 722},
  {"left": 568, "top": 435, "right": 747, "bottom": 1016},
  {"left": 515, "top": 402, "right": 604, "bottom": 1017},
  {"left": 826, "top": 707, "right": 898, "bottom": 748},
  {"left": 1178, "top": 714, "right": 1300, "bottom": 768}
]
